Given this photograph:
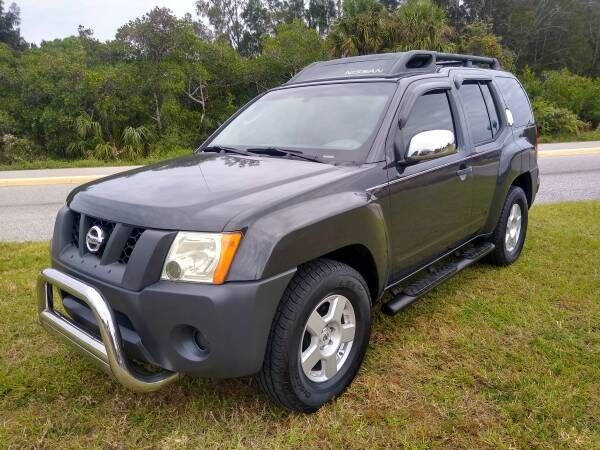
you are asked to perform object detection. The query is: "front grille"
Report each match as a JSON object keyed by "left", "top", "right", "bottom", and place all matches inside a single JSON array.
[
  {"left": 119, "top": 228, "right": 145, "bottom": 265},
  {"left": 70, "top": 211, "right": 145, "bottom": 265},
  {"left": 71, "top": 212, "right": 81, "bottom": 248}
]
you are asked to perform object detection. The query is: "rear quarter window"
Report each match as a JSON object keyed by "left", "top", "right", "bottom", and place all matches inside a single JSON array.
[
  {"left": 496, "top": 77, "right": 534, "bottom": 127},
  {"left": 459, "top": 82, "right": 493, "bottom": 145}
]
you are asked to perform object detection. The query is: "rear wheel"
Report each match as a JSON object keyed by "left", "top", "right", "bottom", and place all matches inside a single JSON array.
[
  {"left": 257, "top": 259, "right": 371, "bottom": 413},
  {"left": 487, "top": 186, "right": 529, "bottom": 266}
]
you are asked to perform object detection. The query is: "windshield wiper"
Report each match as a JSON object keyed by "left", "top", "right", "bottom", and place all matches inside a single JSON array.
[
  {"left": 247, "top": 147, "right": 323, "bottom": 164},
  {"left": 203, "top": 145, "right": 252, "bottom": 156}
]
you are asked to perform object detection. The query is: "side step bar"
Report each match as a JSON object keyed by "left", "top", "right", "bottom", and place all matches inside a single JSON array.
[
  {"left": 382, "top": 242, "right": 495, "bottom": 316},
  {"left": 38, "top": 268, "right": 180, "bottom": 392}
]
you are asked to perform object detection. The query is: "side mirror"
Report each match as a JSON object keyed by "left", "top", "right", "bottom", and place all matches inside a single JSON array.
[{"left": 404, "top": 129, "right": 456, "bottom": 164}]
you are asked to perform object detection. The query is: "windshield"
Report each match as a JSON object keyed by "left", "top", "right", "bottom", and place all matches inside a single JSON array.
[{"left": 209, "top": 82, "right": 396, "bottom": 162}]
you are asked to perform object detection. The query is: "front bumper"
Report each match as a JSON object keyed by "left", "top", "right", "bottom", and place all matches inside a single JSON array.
[
  {"left": 38, "top": 264, "right": 296, "bottom": 389},
  {"left": 38, "top": 268, "right": 180, "bottom": 392}
]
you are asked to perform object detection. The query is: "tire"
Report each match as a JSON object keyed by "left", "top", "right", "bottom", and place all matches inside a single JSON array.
[
  {"left": 257, "top": 258, "right": 371, "bottom": 413},
  {"left": 487, "top": 186, "right": 529, "bottom": 266}
]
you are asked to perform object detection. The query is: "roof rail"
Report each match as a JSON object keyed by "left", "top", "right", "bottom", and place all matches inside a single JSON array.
[
  {"left": 433, "top": 52, "right": 501, "bottom": 70},
  {"left": 286, "top": 51, "right": 501, "bottom": 85}
]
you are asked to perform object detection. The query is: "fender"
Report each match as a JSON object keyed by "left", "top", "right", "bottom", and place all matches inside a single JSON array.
[
  {"left": 482, "top": 138, "right": 527, "bottom": 234},
  {"left": 226, "top": 191, "right": 389, "bottom": 297}
]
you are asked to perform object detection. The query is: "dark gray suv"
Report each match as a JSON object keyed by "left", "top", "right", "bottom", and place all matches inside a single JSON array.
[{"left": 37, "top": 51, "right": 539, "bottom": 412}]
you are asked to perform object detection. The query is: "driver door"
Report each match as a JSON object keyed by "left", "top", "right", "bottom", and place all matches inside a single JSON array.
[{"left": 386, "top": 81, "right": 476, "bottom": 280}]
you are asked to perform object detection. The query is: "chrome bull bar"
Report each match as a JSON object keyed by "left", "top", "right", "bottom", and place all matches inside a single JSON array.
[{"left": 37, "top": 268, "right": 180, "bottom": 392}]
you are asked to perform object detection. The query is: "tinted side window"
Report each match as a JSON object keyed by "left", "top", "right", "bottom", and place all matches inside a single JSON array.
[
  {"left": 403, "top": 90, "right": 455, "bottom": 145},
  {"left": 459, "top": 82, "right": 492, "bottom": 144},
  {"left": 496, "top": 77, "right": 534, "bottom": 127},
  {"left": 481, "top": 83, "right": 500, "bottom": 137}
]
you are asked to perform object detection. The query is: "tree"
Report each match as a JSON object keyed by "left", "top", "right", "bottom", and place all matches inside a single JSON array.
[
  {"left": 456, "top": 21, "right": 515, "bottom": 70},
  {"left": 239, "top": 0, "right": 270, "bottom": 55},
  {"left": 116, "top": 8, "right": 192, "bottom": 134},
  {"left": 196, "top": 0, "right": 247, "bottom": 49},
  {"left": 579, "top": 0, "right": 600, "bottom": 75},
  {"left": 15, "top": 38, "right": 89, "bottom": 156},
  {"left": 0, "top": 0, "right": 598, "bottom": 165},
  {"left": 327, "top": 0, "right": 387, "bottom": 57},
  {"left": 386, "top": 0, "right": 452, "bottom": 52},
  {"left": 0, "top": 42, "right": 18, "bottom": 135},
  {"left": 260, "top": 19, "right": 328, "bottom": 81},
  {"left": 306, "top": 0, "right": 338, "bottom": 34},
  {"left": 484, "top": 0, "right": 591, "bottom": 74},
  {"left": 0, "top": 0, "right": 26, "bottom": 49},
  {"left": 328, "top": 0, "right": 451, "bottom": 57},
  {"left": 281, "top": 0, "right": 306, "bottom": 22},
  {"left": 436, "top": 0, "right": 600, "bottom": 76}
]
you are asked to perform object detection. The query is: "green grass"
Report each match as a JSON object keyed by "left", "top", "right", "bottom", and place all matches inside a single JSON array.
[
  {"left": 3, "top": 130, "right": 600, "bottom": 171},
  {"left": 0, "top": 147, "right": 192, "bottom": 171},
  {"left": 1, "top": 201, "right": 599, "bottom": 448},
  {"left": 539, "top": 129, "right": 600, "bottom": 144}
]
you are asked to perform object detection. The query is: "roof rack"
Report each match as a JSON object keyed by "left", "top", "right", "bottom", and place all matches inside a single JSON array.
[
  {"left": 286, "top": 51, "right": 501, "bottom": 85},
  {"left": 433, "top": 52, "right": 501, "bottom": 70}
]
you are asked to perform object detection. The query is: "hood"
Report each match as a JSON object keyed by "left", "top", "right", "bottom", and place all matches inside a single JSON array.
[{"left": 68, "top": 153, "right": 356, "bottom": 231}]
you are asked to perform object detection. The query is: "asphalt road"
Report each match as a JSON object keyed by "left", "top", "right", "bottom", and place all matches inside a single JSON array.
[
  {"left": 535, "top": 153, "right": 600, "bottom": 204},
  {"left": 1, "top": 144, "right": 599, "bottom": 242}
]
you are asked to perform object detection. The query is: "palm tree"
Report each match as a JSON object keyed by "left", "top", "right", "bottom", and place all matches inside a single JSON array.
[{"left": 327, "top": 0, "right": 387, "bottom": 57}]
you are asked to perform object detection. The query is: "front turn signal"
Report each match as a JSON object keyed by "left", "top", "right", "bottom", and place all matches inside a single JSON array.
[{"left": 213, "top": 232, "right": 243, "bottom": 284}]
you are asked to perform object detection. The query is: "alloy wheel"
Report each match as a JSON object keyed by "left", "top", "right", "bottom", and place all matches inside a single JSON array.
[
  {"left": 299, "top": 294, "right": 356, "bottom": 383},
  {"left": 505, "top": 203, "right": 522, "bottom": 253}
]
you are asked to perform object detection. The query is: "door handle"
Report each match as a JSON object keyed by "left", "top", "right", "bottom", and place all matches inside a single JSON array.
[{"left": 456, "top": 166, "right": 473, "bottom": 181}]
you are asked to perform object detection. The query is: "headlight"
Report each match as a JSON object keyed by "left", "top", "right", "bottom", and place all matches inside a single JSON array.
[{"left": 161, "top": 232, "right": 242, "bottom": 284}]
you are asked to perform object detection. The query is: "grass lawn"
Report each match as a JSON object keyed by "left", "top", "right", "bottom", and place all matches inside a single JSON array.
[
  {"left": 0, "top": 147, "right": 192, "bottom": 171},
  {"left": 539, "top": 129, "right": 600, "bottom": 144},
  {"left": 1, "top": 201, "right": 598, "bottom": 448}
]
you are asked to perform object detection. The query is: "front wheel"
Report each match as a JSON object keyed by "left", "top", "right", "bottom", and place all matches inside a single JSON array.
[
  {"left": 257, "top": 259, "right": 371, "bottom": 413},
  {"left": 487, "top": 186, "right": 529, "bottom": 266}
]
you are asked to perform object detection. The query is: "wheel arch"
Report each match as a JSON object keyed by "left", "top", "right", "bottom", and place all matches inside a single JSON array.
[
  {"left": 483, "top": 145, "right": 531, "bottom": 234},
  {"left": 226, "top": 192, "right": 389, "bottom": 300},
  {"left": 511, "top": 171, "right": 533, "bottom": 207},
  {"left": 321, "top": 244, "right": 380, "bottom": 303}
]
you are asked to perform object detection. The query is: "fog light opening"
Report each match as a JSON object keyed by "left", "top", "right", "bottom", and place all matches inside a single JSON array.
[
  {"left": 193, "top": 330, "right": 210, "bottom": 353},
  {"left": 171, "top": 325, "right": 210, "bottom": 361}
]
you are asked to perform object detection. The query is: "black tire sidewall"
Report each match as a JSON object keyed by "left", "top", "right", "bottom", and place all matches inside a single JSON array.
[
  {"left": 286, "top": 270, "right": 371, "bottom": 409},
  {"left": 497, "top": 187, "right": 528, "bottom": 264}
]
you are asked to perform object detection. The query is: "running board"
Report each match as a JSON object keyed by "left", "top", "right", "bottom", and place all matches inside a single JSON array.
[{"left": 381, "top": 242, "right": 495, "bottom": 316}]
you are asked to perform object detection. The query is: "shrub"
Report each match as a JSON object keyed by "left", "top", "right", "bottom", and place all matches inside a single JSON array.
[
  {"left": 0, "top": 111, "right": 17, "bottom": 135},
  {"left": 520, "top": 66, "right": 543, "bottom": 99},
  {"left": 89, "top": 142, "right": 119, "bottom": 160},
  {"left": 537, "top": 69, "right": 600, "bottom": 126},
  {"left": 67, "top": 113, "right": 103, "bottom": 158},
  {"left": 121, "top": 126, "right": 152, "bottom": 160},
  {"left": 67, "top": 113, "right": 154, "bottom": 161},
  {"left": 532, "top": 99, "right": 587, "bottom": 136},
  {"left": 0, "top": 134, "right": 42, "bottom": 165}
]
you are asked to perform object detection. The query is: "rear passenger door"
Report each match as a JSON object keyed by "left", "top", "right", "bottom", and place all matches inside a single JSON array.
[{"left": 456, "top": 78, "right": 507, "bottom": 229}]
